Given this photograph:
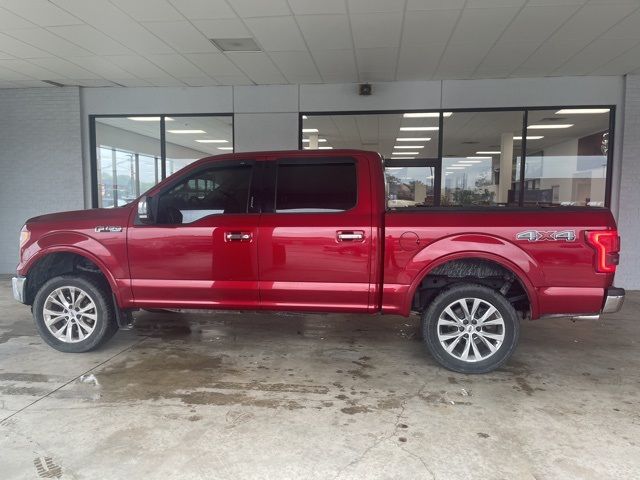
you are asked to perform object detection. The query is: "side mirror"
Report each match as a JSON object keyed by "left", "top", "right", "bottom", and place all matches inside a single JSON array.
[{"left": 138, "top": 196, "right": 153, "bottom": 223}]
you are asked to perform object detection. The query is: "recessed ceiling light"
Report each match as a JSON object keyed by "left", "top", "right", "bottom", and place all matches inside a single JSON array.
[
  {"left": 210, "top": 37, "right": 261, "bottom": 52},
  {"left": 195, "top": 139, "right": 228, "bottom": 143},
  {"left": 302, "top": 128, "right": 318, "bottom": 133},
  {"left": 514, "top": 136, "right": 544, "bottom": 140},
  {"left": 218, "top": 147, "right": 233, "bottom": 150},
  {"left": 302, "top": 138, "right": 327, "bottom": 143},
  {"left": 388, "top": 157, "right": 414, "bottom": 160},
  {"left": 556, "top": 108, "right": 609, "bottom": 114},
  {"left": 392, "top": 151, "right": 419, "bottom": 155},
  {"left": 403, "top": 112, "right": 452, "bottom": 118},
  {"left": 396, "top": 137, "right": 431, "bottom": 141},
  {"left": 400, "top": 127, "right": 439, "bottom": 131},
  {"left": 447, "top": 166, "right": 465, "bottom": 170},
  {"left": 466, "top": 156, "right": 491, "bottom": 159},
  {"left": 168, "top": 129, "right": 205, "bottom": 134},
  {"left": 528, "top": 124, "right": 573, "bottom": 129},
  {"left": 318, "top": 146, "right": 333, "bottom": 149},
  {"left": 302, "top": 115, "right": 308, "bottom": 119},
  {"left": 459, "top": 160, "right": 482, "bottom": 164},
  {"left": 476, "top": 151, "right": 501, "bottom": 154},
  {"left": 127, "top": 116, "right": 174, "bottom": 121},
  {"left": 394, "top": 145, "right": 424, "bottom": 149}
]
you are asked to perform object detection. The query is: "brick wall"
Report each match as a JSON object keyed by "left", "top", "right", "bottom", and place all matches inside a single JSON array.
[
  {"left": 616, "top": 75, "right": 640, "bottom": 289},
  {"left": 0, "top": 87, "right": 83, "bottom": 273}
]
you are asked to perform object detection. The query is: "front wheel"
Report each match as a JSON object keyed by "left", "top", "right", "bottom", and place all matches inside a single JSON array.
[
  {"left": 33, "top": 274, "right": 118, "bottom": 353},
  {"left": 421, "top": 284, "right": 520, "bottom": 374}
]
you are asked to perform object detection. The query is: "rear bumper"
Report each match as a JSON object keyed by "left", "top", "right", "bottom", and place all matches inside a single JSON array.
[
  {"left": 11, "top": 276, "right": 26, "bottom": 304},
  {"left": 571, "top": 287, "right": 625, "bottom": 320},
  {"left": 602, "top": 287, "right": 625, "bottom": 314}
]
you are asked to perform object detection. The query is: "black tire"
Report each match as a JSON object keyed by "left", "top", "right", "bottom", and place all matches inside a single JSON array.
[
  {"left": 33, "top": 274, "right": 119, "bottom": 353},
  {"left": 421, "top": 284, "right": 519, "bottom": 374}
]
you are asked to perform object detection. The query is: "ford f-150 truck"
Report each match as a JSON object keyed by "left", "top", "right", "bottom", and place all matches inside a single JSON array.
[{"left": 12, "top": 150, "right": 625, "bottom": 373}]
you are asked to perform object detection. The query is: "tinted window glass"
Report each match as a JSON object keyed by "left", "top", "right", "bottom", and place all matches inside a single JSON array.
[
  {"left": 157, "top": 163, "right": 252, "bottom": 224},
  {"left": 275, "top": 160, "right": 357, "bottom": 213}
]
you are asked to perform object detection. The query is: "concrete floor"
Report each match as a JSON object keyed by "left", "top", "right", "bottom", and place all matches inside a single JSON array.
[{"left": 0, "top": 277, "right": 639, "bottom": 480}]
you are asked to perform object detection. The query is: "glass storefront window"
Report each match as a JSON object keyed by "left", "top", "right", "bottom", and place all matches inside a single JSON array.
[
  {"left": 302, "top": 112, "right": 441, "bottom": 208},
  {"left": 302, "top": 107, "right": 612, "bottom": 209},
  {"left": 93, "top": 115, "right": 233, "bottom": 208},
  {"left": 441, "top": 110, "right": 524, "bottom": 207},
  {"left": 524, "top": 108, "right": 610, "bottom": 207}
]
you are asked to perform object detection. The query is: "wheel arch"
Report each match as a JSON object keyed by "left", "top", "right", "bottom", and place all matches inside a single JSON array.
[
  {"left": 405, "top": 249, "right": 539, "bottom": 320},
  {"left": 22, "top": 247, "right": 121, "bottom": 307}
]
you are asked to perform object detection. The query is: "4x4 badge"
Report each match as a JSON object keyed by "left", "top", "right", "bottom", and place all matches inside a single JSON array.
[
  {"left": 95, "top": 226, "right": 123, "bottom": 233},
  {"left": 516, "top": 230, "right": 576, "bottom": 242}
]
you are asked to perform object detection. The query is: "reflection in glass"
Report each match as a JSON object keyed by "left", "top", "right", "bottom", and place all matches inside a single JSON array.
[
  {"left": 524, "top": 109, "right": 610, "bottom": 207},
  {"left": 386, "top": 166, "right": 435, "bottom": 208},
  {"left": 95, "top": 115, "right": 233, "bottom": 208},
  {"left": 441, "top": 111, "right": 524, "bottom": 207}
]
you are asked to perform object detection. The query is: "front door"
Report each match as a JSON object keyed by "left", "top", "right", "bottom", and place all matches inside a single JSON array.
[
  {"left": 128, "top": 159, "right": 260, "bottom": 309},
  {"left": 257, "top": 154, "right": 373, "bottom": 313}
]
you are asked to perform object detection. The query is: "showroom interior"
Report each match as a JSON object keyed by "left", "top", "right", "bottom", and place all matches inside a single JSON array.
[{"left": 1, "top": 1, "right": 640, "bottom": 479}]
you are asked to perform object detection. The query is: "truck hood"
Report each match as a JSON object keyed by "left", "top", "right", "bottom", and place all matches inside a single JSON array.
[{"left": 26, "top": 207, "right": 132, "bottom": 227}]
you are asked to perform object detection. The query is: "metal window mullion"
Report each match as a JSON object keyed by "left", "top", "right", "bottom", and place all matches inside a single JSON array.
[
  {"left": 519, "top": 110, "right": 528, "bottom": 207},
  {"left": 160, "top": 116, "right": 167, "bottom": 179}
]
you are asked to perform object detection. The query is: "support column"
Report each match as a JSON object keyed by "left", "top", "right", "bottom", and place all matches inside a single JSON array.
[{"left": 498, "top": 133, "right": 514, "bottom": 204}]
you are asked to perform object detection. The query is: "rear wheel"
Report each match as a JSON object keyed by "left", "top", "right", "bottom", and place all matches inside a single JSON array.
[
  {"left": 33, "top": 275, "right": 118, "bottom": 352},
  {"left": 421, "top": 284, "right": 519, "bottom": 374}
]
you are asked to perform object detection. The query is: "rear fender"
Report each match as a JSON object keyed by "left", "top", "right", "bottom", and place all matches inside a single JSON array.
[{"left": 404, "top": 234, "right": 540, "bottom": 318}]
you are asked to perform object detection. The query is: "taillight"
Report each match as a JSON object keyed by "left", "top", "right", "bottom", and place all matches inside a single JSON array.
[{"left": 585, "top": 230, "right": 620, "bottom": 273}]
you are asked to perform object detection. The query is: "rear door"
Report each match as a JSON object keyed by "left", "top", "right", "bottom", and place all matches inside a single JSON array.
[{"left": 257, "top": 154, "right": 374, "bottom": 312}]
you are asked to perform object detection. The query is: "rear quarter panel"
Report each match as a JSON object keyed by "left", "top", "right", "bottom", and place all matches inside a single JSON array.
[{"left": 383, "top": 208, "right": 617, "bottom": 318}]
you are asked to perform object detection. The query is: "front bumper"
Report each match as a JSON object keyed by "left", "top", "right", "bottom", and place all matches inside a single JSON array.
[{"left": 12, "top": 276, "right": 26, "bottom": 304}]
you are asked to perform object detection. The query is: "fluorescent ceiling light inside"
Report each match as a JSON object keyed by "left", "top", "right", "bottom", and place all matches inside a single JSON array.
[
  {"left": 302, "top": 115, "right": 308, "bottom": 119},
  {"left": 447, "top": 166, "right": 465, "bottom": 170},
  {"left": 218, "top": 147, "right": 233, "bottom": 150},
  {"left": 195, "top": 139, "right": 228, "bottom": 143},
  {"left": 128, "top": 116, "right": 174, "bottom": 121},
  {"left": 403, "top": 112, "right": 452, "bottom": 118},
  {"left": 556, "top": 108, "right": 609, "bottom": 114},
  {"left": 392, "top": 151, "right": 419, "bottom": 155},
  {"left": 394, "top": 145, "right": 424, "bottom": 149},
  {"left": 319, "top": 146, "right": 333, "bottom": 149},
  {"left": 459, "top": 160, "right": 482, "bottom": 164},
  {"left": 476, "top": 151, "right": 501, "bottom": 154},
  {"left": 396, "top": 137, "right": 431, "bottom": 141},
  {"left": 466, "top": 156, "right": 491, "bottom": 159},
  {"left": 168, "top": 129, "right": 205, "bottom": 134},
  {"left": 388, "top": 157, "right": 414, "bottom": 160},
  {"left": 400, "top": 127, "right": 439, "bottom": 131},
  {"left": 302, "top": 128, "right": 318, "bottom": 133},
  {"left": 302, "top": 138, "right": 327, "bottom": 143},
  {"left": 514, "top": 136, "right": 544, "bottom": 140},
  {"left": 528, "top": 124, "right": 573, "bottom": 129}
]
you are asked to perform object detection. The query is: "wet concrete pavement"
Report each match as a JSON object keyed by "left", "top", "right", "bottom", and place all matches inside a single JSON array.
[{"left": 1, "top": 277, "right": 639, "bottom": 479}]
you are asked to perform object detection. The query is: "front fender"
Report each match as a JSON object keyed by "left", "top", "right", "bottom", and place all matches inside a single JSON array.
[
  {"left": 18, "top": 231, "right": 130, "bottom": 307},
  {"left": 403, "top": 234, "right": 540, "bottom": 318}
]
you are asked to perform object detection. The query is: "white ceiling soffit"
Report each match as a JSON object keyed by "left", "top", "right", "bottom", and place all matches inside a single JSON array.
[{"left": 0, "top": 0, "right": 638, "bottom": 87}]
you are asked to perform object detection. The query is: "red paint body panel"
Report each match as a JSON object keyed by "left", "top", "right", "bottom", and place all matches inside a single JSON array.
[{"left": 16, "top": 149, "right": 619, "bottom": 320}]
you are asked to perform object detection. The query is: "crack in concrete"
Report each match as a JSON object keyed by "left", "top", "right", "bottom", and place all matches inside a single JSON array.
[{"left": 333, "top": 383, "right": 436, "bottom": 480}]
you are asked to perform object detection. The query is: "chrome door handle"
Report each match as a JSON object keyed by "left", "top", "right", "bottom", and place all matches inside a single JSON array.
[
  {"left": 225, "top": 232, "right": 252, "bottom": 242},
  {"left": 337, "top": 231, "right": 365, "bottom": 242}
]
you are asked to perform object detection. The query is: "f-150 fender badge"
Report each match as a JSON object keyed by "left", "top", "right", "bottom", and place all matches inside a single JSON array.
[
  {"left": 516, "top": 230, "right": 576, "bottom": 242},
  {"left": 95, "top": 226, "right": 123, "bottom": 233}
]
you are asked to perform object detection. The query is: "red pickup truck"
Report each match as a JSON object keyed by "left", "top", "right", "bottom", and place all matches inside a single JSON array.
[{"left": 12, "top": 150, "right": 624, "bottom": 373}]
